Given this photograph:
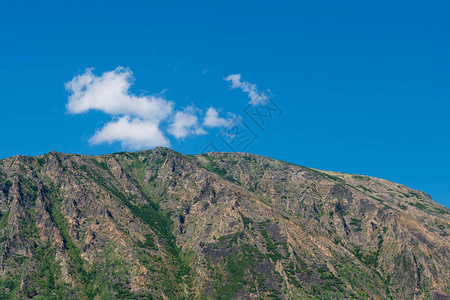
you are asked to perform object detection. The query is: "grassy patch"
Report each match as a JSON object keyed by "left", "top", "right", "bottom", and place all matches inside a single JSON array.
[
  {"left": 352, "top": 175, "right": 371, "bottom": 181},
  {"left": 214, "top": 244, "right": 262, "bottom": 299},
  {"left": 349, "top": 218, "right": 362, "bottom": 232},
  {"left": 199, "top": 155, "right": 241, "bottom": 185},
  {"left": 408, "top": 202, "right": 427, "bottom": 210}
]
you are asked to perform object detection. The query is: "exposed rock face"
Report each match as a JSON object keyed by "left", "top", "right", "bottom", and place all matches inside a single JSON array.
[{"left": 0, "top": 148, "right": 448, "bottom": 299}]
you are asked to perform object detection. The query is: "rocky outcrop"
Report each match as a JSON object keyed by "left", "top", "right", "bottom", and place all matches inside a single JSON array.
[{"left": 0, "top": 148, "right": 448, "bottom": 299}]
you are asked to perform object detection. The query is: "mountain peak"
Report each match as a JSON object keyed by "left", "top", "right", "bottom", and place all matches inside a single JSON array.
[{"left": 0, "top": 150, "right": 448, "bottom": 299}]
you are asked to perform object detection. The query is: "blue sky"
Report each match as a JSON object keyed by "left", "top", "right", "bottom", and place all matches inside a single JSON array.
[{"left": 1, "top": 1, "right": 450, "bottom": 207}]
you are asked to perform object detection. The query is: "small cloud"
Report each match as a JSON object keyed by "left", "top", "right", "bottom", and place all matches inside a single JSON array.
[
  {"left": 65, "top": 67, "right": 173, "bottom": 121},
  {"left": 224, "top": 74, "right": 268, "bottom": 105},
  {"left": 202, "top": 68, "right": 208, "bottom": 74},
  {"left": 168, "top": 106, "right": 207, "bottom": 140},
  {"left": 65, "top": 67, "right": 175, "bottom": 150},
  {"left": 89, "top": 116, "right": 170, "bottom": 150},
  {"left": 203, "top": 107, "right": 232, "bottom": 128}
]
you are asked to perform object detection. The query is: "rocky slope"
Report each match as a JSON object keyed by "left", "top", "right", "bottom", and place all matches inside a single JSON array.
[{"left": 0, "top": 148, "right": 448, "bottom": 299}]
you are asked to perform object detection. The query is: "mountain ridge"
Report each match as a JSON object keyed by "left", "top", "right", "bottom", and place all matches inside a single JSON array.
[
  {"left": 10, "top": 148, "right": 440, "bottom": 203},
  {"left": 0, "top": 148, "right": 448, "bottom": 299}
]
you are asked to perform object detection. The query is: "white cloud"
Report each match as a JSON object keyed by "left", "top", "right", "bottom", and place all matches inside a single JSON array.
[
  {"left": 168, "top": 107, "right": 206, "bottom": 139},
  {"left": 65, "top": 67, "right": 235, "bottom": 150},
  {"left": 225, "top": 74, "right": 268, "bottom": 105},
  {"left": 65, "top": 67, "right": 174, "bottom": 150},
  {"left": 203, "top": 107, "right": 231, "bottom": 128},
  {"left": 89, "top": 116, "right": 170, "bottom": 150},
  {"left": 65, "top": 67, "right": 173, "bottom": 121}
]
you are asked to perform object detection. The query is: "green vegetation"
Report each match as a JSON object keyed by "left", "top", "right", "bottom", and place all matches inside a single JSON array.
[
  {"left": 353, "top": 235, "right": 383, "bottom": 269},
  {"left": 357, "top": 185, "right": 371, "bottom": 192},
  {"left": 23, "top": 243, "right": 69, "bottom": 298},
  {"left": 90, "top": 158, "right": 109, "bottom": 171},
  {"left": 303, "top": 167, "right": 345, "bottom": 184},
  {"left": 199, "top": 155, "right": 240, "bottom": 185},
  {"left": 18, "top": 175, "right": 38, "bottom": 204},
  {"left": 46, "top": 189, "right": 97, "bottom": 299},
  {"left": 409, "top": 202, "right": 427, "bottom": 210},
  {"left": 76, "top": 158, "right": 183, "bottom": 277},
  {"left": 0, "top": 276, "right": 20, "bottom": 299},
  {"left": 120, "top": 197, "right": 190, "bottom": 288},
  {"left": 349, "top": 218, "right": 362, "bottom": 232},
  {"left": 2, "top": 179, "right": 12, "bottom": 197},
  {"left": 258, "top": 221, "right": 288, "bottom": 262},
  {"left": 432, "top": 207, "right": 449, "bottom": 215},
  {"left": 0, "top": 211, "right": 9, "bottom": 229},
  {"left": 352, "top": 175, "right": 371, "bottom": 181},
  {"left": 214, "top": 244, "right": 264, "bottom": 299},
  {"left": 370, "top": 195, "right": 384, "bottom": 203},
  {"left": 137, "top": 234, "right": 157, "bottom": 250},
  {"left": 402, "top": 256, "right": 411, "bottom": 272}
]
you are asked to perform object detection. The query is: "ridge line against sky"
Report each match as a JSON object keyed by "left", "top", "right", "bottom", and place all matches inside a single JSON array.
[{"left": 1, "top": 1, "right": 449, "bottom": 207}]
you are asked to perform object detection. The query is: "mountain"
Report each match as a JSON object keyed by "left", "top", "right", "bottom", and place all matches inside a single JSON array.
[{"left": 0, "top": 148, "right": 448, "bottom": 299}]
